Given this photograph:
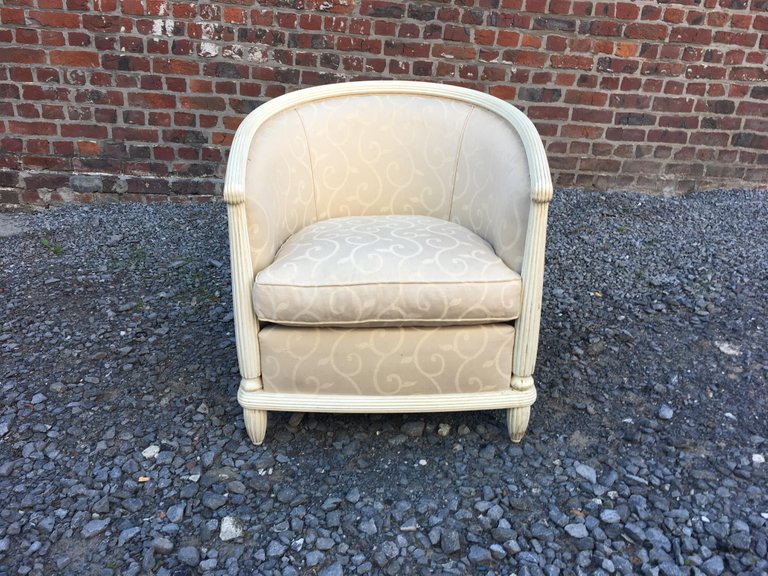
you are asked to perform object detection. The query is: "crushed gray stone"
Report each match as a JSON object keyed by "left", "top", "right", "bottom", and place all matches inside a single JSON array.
[{"left": 0, "top": 190, "right": 766, "bottom": 574}]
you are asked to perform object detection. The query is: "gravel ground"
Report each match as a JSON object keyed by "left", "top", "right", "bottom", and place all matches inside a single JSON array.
[{"left": 0, "top": 189, "right": 766, "bottom": 576}]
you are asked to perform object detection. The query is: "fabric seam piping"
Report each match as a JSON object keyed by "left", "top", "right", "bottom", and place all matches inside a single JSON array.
[
  {"left": 294, "top": 108, "right": 319, "bottom": 223},
  {"left": 448, "top": 106, "right": 475, "bottom": 222}
]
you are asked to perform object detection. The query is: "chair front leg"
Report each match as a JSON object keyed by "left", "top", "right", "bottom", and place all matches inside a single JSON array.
[
  {"left": 507, "top": 406, "right": 531, "bottom": 443},
  {"left": 243, "top": 408, "right": 268, "bottom": 445}
]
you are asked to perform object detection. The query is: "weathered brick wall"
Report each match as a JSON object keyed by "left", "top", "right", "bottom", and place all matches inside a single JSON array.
[{"left": 0, "top": 0, "right": 766, "bottom": 204}]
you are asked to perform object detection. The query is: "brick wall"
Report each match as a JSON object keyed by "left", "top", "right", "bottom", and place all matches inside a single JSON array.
[{"left": 0, "top": 0, "right": 766, "bottom": 204}]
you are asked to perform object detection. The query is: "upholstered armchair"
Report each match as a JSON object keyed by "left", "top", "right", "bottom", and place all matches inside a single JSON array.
[{"left": 223, "top": 81, "right": 552, "bottom": 445}]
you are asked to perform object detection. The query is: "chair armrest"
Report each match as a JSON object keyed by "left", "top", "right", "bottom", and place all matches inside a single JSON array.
[
  {"left": 223, "top": 99, "right": 317, "bottom": 380},
  {"left": 225, "top": 200, "right": 261, "bottom": 380},
  {"left": 509, "top": 112, "right": 552, "bottom": 385}
]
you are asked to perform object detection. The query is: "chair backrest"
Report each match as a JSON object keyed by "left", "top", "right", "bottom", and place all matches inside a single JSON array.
[{"left": 238, "top": 82, "right": 536, "bottom": 273}]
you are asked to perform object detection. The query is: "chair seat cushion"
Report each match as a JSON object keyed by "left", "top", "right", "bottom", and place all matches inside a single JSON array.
[
  {"left": 259, "top": 324, "right": 517, "bottom": 395},
  {"left": 252, "top": 215, "right": 522, "bottom": 327}
]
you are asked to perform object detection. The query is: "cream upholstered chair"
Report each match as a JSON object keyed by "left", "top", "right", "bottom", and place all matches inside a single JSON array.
[{"left": 223, "top": 81, "right": 552, "bottom": 445}]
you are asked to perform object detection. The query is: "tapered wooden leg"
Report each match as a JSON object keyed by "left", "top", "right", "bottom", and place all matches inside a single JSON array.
[
  {"left": 243, "top": 409, "right": 267, "bottom": 445},
  {"left": 507, "top": 406, "right": 530, "bottom": 443}
]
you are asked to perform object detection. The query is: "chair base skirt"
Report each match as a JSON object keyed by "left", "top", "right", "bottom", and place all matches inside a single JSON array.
[{"left": 237, "top": 380, "right": 536, "bottom": 444}]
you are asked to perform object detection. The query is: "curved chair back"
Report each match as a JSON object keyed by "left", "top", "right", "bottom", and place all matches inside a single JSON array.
[{"left": 225, "top": 82, "right": 550, "bottom": 273}]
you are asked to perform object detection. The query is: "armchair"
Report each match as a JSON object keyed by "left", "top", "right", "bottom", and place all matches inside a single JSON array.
[{"left": 223, "top": 81, "right": 552, "bottom": 445}]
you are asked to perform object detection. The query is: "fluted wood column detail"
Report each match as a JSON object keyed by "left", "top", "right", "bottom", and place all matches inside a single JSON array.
[
  {"left": 224, "top": 199, "right": 261, "bottom": 382},
  {"left": 513, "top": 199, "right": 550, "bottom": 380}
]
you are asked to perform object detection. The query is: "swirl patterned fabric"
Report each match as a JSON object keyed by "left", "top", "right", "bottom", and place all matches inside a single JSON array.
[
  {"left": 259, "top": 323, "right": 516, "bottom": 395},
  {"left": 451, "top": 108, "right": 530, "bottom": 272},
  {"left": 244, "top": 93, "right": 531, "bottom": 275},
  {"left": 297, "top": 95, "right": 469, "bottom": 220},
  {"left": 244, "top": 110, "right": 315, "bottom": 273},
  {"left": 253, "top": 215, "right": 522, "bottom": 327}
]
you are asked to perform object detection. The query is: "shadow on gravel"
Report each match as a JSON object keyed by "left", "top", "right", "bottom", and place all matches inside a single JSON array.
[{"left": 0, "top": 189, "right": 766, "bottom": 575}]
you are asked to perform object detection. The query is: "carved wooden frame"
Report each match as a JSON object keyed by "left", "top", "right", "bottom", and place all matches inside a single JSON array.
[{"left": 223, "top": 80, "right": 553, "bottom": 445}]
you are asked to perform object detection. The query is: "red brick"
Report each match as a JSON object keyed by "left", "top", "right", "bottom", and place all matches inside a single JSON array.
[
  {"left": 41, "top": 105, "right": 65, "bottom": 119},
  {"left": 61, "top": 124, "right": 108, "bottom": 139},
  {"left": 28, "top": 10, "right": 80, "bottom": 27},
  {"left": 82, "top": 14, "right": 122, "bottom": 32},
  {"left": 625, "top": 23, "right": 668, "bottom": 41},
  {"left": 647, "top": 129, "right": 687, "bottom": 144},
  {"left": 0, "top": 48, "right": 46, "bottom": 64},
  {"left": 686, "top": 65, "right": 727, "bottom": 80},
  {"left": 652, "top": 96, "right": 695, "bottom": 113},
  {"left": 360, "top": 0, "right": 405, "bottom": 18},
  {"left": 222, "top": 7, "right": 246, "bottom": 24},
  {"left": 571, "top": 1, "right": 592, "bottom": 16},
  {"left": 153, "top": 58, "right": 199, "bottom": 76},
  {"left": 729, "top": 67, "right": 768, "bottom": 82},
  {"left": 22, "top": 85, "right": 70, "bottom": 101},
  {"left": 663, "top": 8, "right": 685, "bottom": 24},
  {"left": 561, "top": 124, "right": 603, "bottom": 139},
  {"left": 606, "top": 127, "right": 645, "bottom": 141},
  {"left": 640, "top": 5, "right": 662, "bottom": 21},
  {"left": 9, "top": 121, "right": 57, "bottom": 136},
  {"left": 17, "top": 103, "right": 41, "bottom": 119},
  {"left": 564, "top": 89, "right": 608, "bottom": 106},
  {"left": 437, "top": 7, "right": 460, "bottom": 22},
  {"left": 513, "top": 34, "right": 536, "bottom": 49},
  {"left": 168, "top": 2, "right": 194, "bottom": 17},
  {"left": 572, "top": 108, "right": 613, "bottom": 123},
  {"left": 526, "top": 0, "right": 547, "bottom": 12},
  {"left": 49, "top": 50, "right": 100, "bottom": 67},
  {"left": 444, "top": 25, "right": 470, "bottom": 43},
  {"left": 1, "top": 8, "right": 25, "bottom": 24},
  {"left": 670, "top": 27, "right": 712, "bottom": 45},
  {"left": 610, "top": 94, "right": 652, "bottom": 109},
  {"left": 489, "top": 86, "right": 517, "bottom": 100},
  {"left": 337, "top": 36, "right": 382, "bottom": 54},
  {"left": 546, "top": 35, "right": 567, "bottom": 51},
  {"left": 581, "top": 20, "right": 622, "bottom": 37},
  {"left": 549, "top": 0, "right": 571, "bottom": 15},
  {"left": 616, "top": 2, "right": 639, "bottom": 20},
  {"left": 128, "top": 93, "right": 176, "bottom": 109},
  {"left": 112, "top": 127, "right": 159, "bottom": 142},
  {"left": 640, "top": 61, "right": 684, "bottom": 77},
  {"left": 527, "top": 105, "right": 569, "bottom": 120},
  {"left": 320, "top": 18, "right": 345, "bottom": 36},
  {"left": 27, "top": 140, "right": 50, "bottom": 154},
  {"left": 659, "top": 115, "right": 698, "bottom": 129},
  {"left": 707, "top": 12, "right": 729, "bottom": 27},
  {"left": 179, "top": 97, "right": 227, "bottom": 111},
  {"left": 731, "top": 132, "right": 768, "bottom": 150},
  {"left": 502, "top": 49, "right": 548, "bottom": 67},
  {"left": 102, "top": 54, "right": 151, "bottom": 73},
  {"left": 714, "top": 31, "right": 758, "bottom": 47},
  {"left": 433, "top": 44, "right": 478, "bottom": 60}
]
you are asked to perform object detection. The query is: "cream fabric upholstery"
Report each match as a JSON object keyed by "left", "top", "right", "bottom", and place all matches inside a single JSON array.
[
  {"left": 451, "top": 109, "right": 531, "bottom": 272},
  {"left": 259, "top": 324, "right": 515, "bottom": 395},
  {"left": 296, "top": 95, "right": 467, "bottom": 220},
  {"left": 244, "top": 93, "right": 532, "bottom": 275},
  {"left": 253, "top": 215, "right": 522, "bottom": 327},
  {"left": 244, "top": 110, "right": 315, "bottom": 274}
]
